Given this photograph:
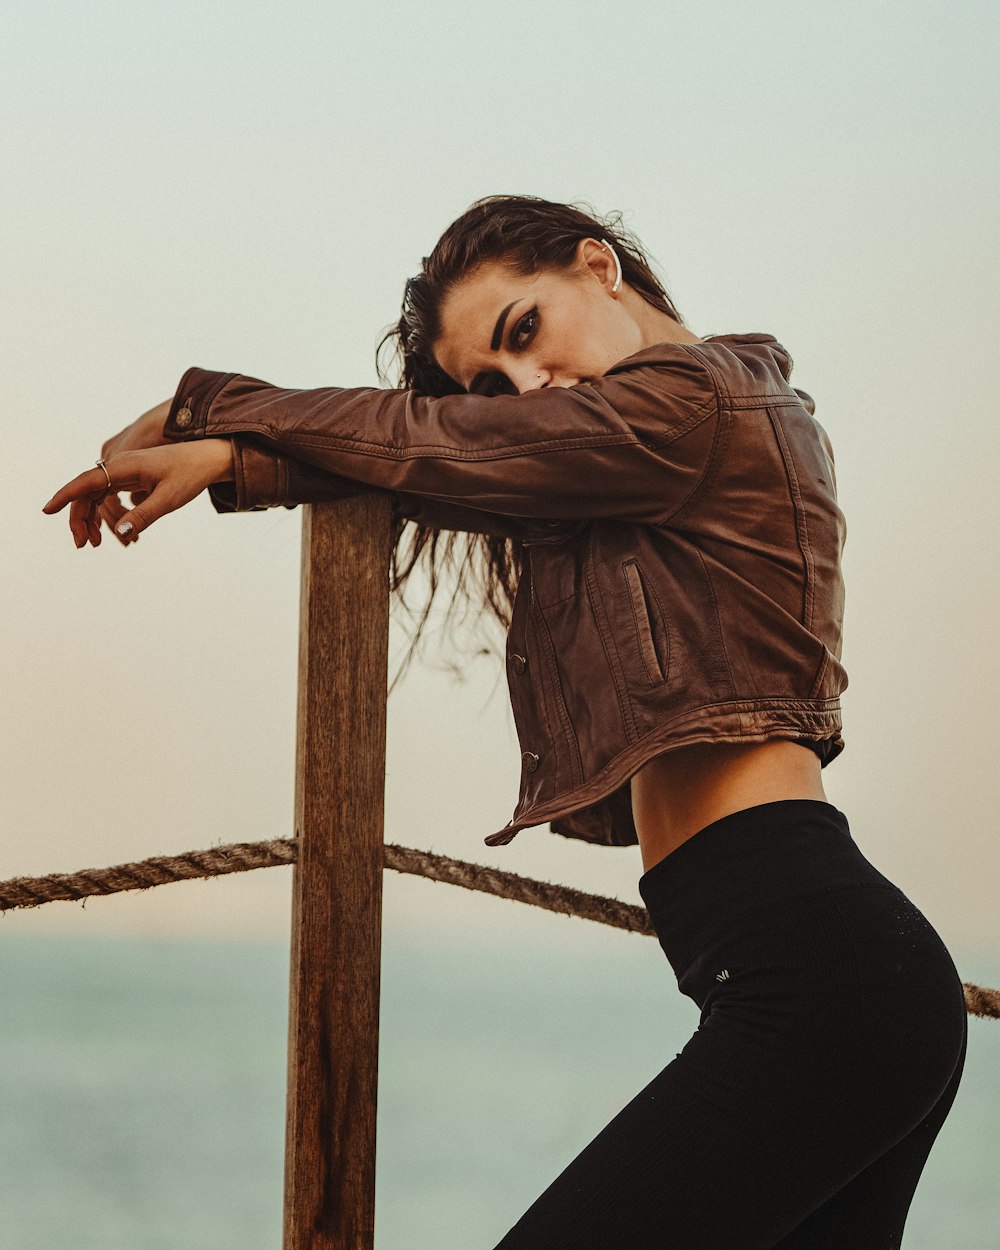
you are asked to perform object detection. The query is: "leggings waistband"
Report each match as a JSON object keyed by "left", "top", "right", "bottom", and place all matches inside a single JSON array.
[{"left": 638, "top": 799, "right": 895, "bottom": 978}]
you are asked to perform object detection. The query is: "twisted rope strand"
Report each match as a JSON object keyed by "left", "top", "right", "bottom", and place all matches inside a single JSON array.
[
  {"left": 384, "top": 842, "right": 655, "bottom": 935},
  {"left": 0, "top": 840, "right": 297, "bottom": 909},
  {"left": 1, "top": 837, "right": 996, "bottom": 1019}
]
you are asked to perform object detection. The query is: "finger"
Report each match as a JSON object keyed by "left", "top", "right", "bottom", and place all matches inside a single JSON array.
[
  {"left": 98, "top": 494, "right": 126, "bottom": 527},
  {"left": 114, "top": 486, "right": 177, "bottom": 544},
  {"left": 129, "top": 490, "right": 149, "bottom": 506},
  {"left": 68, "top": 496, "right": 97, "bottom": 548},
  {"left": 43, "top": 467, "right": 113, "bottom": 515},
  {"left": 101, "top": 495, "right": 140, "bottom": 545},
  {"left": 85, "top": 499, "right": 102, "bottom": 547},
  {"left": 98, "top": 494, "right": 129, "bottom": 543}
]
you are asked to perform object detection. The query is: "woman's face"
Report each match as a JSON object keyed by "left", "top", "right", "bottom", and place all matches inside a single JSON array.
[{"left": 432, "top": 238, "right": 647, "bottom": 396}]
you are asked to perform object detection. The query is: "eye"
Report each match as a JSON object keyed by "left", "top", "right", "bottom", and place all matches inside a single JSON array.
[{"left": 510, "top": 307, "right": 539, "bottom": 350}]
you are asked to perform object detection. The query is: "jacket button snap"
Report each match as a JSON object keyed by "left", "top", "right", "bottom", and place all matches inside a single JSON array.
[
  {"left": 522, "top": 751, "right": 540, "bottom": 772},
  {"left": 175, "top": 406, "right": 194, "bottom": 429},
  {"left": 510, "top": 653, "right": 527, "bottom": 674}
]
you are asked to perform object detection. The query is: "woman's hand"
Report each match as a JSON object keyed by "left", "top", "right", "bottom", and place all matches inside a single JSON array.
[
  {"left": 42, "top": 439, "right": 235, "bottom": 547},
  {"left": 93, "top": 399, "right": 173, "bottom": 538},
  {"left": 100, "top": 399, "right": 174, "bottom": 460}
]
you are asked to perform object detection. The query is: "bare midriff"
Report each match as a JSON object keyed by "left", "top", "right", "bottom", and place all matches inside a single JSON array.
[{"left": 631, "top": 739, "right": 828, "bottom": 873}]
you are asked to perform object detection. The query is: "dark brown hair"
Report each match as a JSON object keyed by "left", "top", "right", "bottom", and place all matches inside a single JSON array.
[{"left": 378, "top": 194, "right": 684, "bottom": 661}]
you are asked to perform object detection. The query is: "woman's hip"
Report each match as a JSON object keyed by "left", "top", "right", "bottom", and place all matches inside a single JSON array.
[{"left": 638, "top": 799, "right": 967, "bottom": 1110}]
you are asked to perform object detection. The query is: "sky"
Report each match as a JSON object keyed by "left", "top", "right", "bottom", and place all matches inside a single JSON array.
[{"left": 3, "top": 0, "right": 1000, "bottom": 965}]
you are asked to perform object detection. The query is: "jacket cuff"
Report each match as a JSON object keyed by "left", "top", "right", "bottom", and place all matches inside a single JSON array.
[
  {"left": 164, "top": 366, "right": 287, "bottom": 513},
  {"left": 209, "top": 440, "right": 373, "bottom": 513},
  {"left": 206, "top": 441, "right": 290, "bottom": 513},
  {"left": 165, "top": 366, "right": 236, "bottom": 441}
]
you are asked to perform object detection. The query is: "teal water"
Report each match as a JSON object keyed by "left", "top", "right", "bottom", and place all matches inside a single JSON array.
[{"left": 0, "top": 930, "right": 996, "bottom": 1249}]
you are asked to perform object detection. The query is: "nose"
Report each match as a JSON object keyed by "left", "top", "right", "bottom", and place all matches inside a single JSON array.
[
  {"left": 508, "top": 364, "right": 576, "bottom": 394},
  {"left": 507, "top": 362, "right": 550, "bottom": 394}
]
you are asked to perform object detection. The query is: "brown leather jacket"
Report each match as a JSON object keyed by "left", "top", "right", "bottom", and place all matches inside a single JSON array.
[{"left": 164, "top": 332, "right": 847, "bottom": 848}]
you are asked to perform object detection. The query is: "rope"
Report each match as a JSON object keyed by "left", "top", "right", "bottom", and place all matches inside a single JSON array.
[
  {"left": 0, "top": 840, "right": 298, "bottom": 908},
  {"left": 2, "top": 837, "right": 997, "bottom": 1019},
  {"left": 384, "top": 843, "right": 654, "bottom": 935}
]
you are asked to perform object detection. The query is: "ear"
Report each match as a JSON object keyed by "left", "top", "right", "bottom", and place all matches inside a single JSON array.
[{"left": 575, "top": 237, "right": 622, "bottom": 297}]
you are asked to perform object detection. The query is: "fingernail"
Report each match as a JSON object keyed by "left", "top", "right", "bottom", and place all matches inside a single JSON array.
[{"left": 117, "top": 521, "right": 134, "bottom": 538}]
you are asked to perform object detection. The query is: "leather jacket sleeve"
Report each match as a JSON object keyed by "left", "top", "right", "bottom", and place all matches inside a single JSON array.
[
  {"left": 165, "top": 347, "right": 720, "bottom": 526},
  {"left": 208, "top": 438, "right": 532, "bottom": 539},
  {"left": 206, "top": 439, "right": 364, "bottom": 512}
]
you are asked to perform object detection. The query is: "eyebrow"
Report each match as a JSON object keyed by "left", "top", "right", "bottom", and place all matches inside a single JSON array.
[{"left": 490, "top": 300, "right": 519, "bottom": 351}]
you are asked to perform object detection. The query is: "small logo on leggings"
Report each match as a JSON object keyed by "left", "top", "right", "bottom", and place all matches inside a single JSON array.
[{"left": 715, "top": 969, "right": 730, "bottom": 982}]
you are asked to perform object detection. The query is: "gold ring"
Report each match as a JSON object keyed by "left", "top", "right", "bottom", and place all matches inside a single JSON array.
[{"left": 95, "top": 458, "right": 112, "bottom": 491}]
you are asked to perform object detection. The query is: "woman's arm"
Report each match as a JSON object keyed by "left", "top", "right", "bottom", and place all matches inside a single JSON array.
[
  {"left": 163, "top": 349, "right": 720, "bottom": 526},
  {"left": 44, "top": 345, "right": 721, "bottom": 544},
  {"left": 43, "top": 435, "right": 530, "bottom": 546},
  {"left": 209, "top": 440, "right": 536, "bottom": 539}
]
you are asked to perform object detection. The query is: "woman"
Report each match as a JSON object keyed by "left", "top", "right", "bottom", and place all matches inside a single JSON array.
[{"left": 44, "top": 196, "right": 967, "bottom": 1248}]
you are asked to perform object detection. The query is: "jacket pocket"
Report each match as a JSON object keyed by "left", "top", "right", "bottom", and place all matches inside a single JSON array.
[{"left": 623, "top": 560, "right": 669, "bottom": 685}]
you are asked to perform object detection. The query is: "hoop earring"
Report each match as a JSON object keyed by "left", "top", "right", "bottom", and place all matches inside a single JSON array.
[{"left": 601, "top": 239, "right": 623, "bottom": 294}]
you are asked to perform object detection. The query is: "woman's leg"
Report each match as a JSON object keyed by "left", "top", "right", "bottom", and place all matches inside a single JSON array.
[
  {"left": 773, "top": 1023, "right": 966, "bottom": 1249},
  {"left": 492, "top": 801, "right": 967, "bottom": 1250},
  {"left": 771, "top": 887, "right": 969, "bottom": 1249}
]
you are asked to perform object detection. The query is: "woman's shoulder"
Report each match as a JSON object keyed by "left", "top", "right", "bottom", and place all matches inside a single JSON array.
[
  {"left": 606, "top": 333, "right": 801, "bottom": 408},
  {"left": 609, "top": 331, "right": 790, "bottom": 375}
]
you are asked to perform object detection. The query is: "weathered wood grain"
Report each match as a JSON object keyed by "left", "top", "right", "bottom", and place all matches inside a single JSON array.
[{"left": 284, "top": 495, "right": 391, "bottom": 1250}]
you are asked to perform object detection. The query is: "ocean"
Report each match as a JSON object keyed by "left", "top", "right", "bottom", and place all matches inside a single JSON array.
[{"left": 0, "top": 928, "right": 996, "bottom": 1249}]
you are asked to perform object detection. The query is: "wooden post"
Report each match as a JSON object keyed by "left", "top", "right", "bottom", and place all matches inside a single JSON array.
[{"left": 283, "top": 494, "right": 391, "bottom": 1250}]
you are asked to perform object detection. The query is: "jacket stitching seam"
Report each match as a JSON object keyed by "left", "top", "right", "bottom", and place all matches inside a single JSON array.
[
  {"left": 665, "top": 347, "right": 729, "bottom": 522},
  {"left": 254, "top": 431, "right": 667, "bottom": 462},
  {"left": 694, "top": 548, "right": 736, "bottom": 697},
  {"left": 809, "top": 649, "right": 831, "bottom": 700},
  {"left": 767, "top": 406, "right": 816, "bottom": 631},
  {"left": 725, "top": 397, "right": 804, "bottom": 411},
  {"left": 524, "top": 586, "right": 558, "bottom": 778},
  {"left": 232, "top": 443, "right": 247, "bottom": 510},
  {"left": 534, "top": 606, "right": 585, "bottom": 787},
  {"left": 213, "top": 376, "right": 719, "bottom": 455},
  {"left": 534, "top": 590, "right": 578, "bottom": 609},
  {"left": 639, "top": 392, "right": 717, "bottom": 449},
  {"left": 584, "top": 562, "right": 637, "bottom": 741},
  {"left": 206, "top": 424, "right": 641, "bottom": 459},
  {"left": 656, "top": 374, "right": 727, "bottom": 526}
]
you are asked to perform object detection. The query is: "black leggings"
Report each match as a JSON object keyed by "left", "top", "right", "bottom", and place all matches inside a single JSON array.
[{"left": 494, "top": 800, "right": 967, "bottom": 1249}]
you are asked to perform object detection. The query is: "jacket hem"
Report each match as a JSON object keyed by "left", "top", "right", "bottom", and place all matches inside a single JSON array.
[{"left": 485, "top": 699, "right": 844, "bottom": 847}]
